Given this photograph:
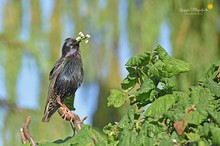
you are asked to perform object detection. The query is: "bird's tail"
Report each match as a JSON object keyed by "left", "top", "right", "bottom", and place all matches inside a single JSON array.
[{"left": 42, "top": 100, "right": 59, "bottom": 122}]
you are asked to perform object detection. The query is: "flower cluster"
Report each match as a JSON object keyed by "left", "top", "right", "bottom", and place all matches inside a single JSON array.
[{"left": 76, "top": 32, "right": 91, "bottom": 43}]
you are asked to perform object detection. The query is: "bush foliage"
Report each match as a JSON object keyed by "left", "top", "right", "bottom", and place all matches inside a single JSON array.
[{"left": 29, "top": 46, "right": 220, "bottom": 146}]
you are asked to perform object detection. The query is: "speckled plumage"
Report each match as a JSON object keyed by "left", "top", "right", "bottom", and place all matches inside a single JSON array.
[{"left": 42, "top": 38, "right": 84, "bottom": 122}]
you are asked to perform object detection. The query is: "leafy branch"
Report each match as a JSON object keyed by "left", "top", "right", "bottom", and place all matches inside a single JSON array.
[
  {"left": 105, "top": 45, "right": 220, "bottom": 145},
  {"left": 22, "top": 45, "right": 220, "bottom": 146}
]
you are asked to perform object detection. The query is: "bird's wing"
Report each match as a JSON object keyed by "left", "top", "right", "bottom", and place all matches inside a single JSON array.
[
  {"left": 47, "top": 58, "right": 65, "bottom": 97},
  {"left": 42, "top": 58, "right": 65, "bottom": 122},
  {"left": 49, "top": 58, "right": 64, "bottom": 80}
]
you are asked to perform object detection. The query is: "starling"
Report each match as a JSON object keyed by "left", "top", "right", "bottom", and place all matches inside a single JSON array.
[{"left": 42, "top": 37, "right": 84, "bottom": 122}]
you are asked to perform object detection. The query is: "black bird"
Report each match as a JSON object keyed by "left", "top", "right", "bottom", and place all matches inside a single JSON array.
[{"left": 42, "top": 38, "right": 84, "bottom": 122}]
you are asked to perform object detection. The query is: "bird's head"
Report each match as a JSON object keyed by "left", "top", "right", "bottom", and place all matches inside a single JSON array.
[
  {"left": 61, "top": 32, "right": 90, "bottom": 57},
  {"left": 62, "top": 38, "right": 80, "bottom": 57}
]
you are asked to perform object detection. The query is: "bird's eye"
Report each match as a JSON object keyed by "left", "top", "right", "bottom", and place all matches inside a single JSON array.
[{"left": 69, "top": 44, "right": 73, "bottom": 49}]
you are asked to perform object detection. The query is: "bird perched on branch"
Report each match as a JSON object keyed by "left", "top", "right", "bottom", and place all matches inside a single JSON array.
[{"left": 42, "top": 32, "right": 90, "bottom": 122}]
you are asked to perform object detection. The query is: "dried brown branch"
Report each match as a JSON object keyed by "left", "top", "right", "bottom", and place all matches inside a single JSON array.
[
  {"left": 57, "top": 107, "right": 87, "bottom": 131},
  {"left": 20, "top": 116, "right": 36, "bottom": 146}
]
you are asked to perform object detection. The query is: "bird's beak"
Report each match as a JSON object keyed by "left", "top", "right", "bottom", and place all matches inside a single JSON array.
[{"left": 76, "top": 37, "right": 82, "bottom": 43}]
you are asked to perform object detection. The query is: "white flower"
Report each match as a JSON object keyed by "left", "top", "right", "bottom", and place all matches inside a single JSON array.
[
  {"left": 79, "top": 32, "right": 84, "bottom": 37},
  {"left": 76, "top": 36, "right": 81, "bottom": 41},
  {"left": 86, "top": 34, "right": 90, "bottom": 38},
  {"left": 76, "top": 32, "right": 91, "bottom": 43}
]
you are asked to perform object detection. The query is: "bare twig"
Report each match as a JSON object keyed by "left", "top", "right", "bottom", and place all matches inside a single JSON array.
[
  {"left": 57, "top": 107, "right": 87, "bottom": 131},
  {"left": 20, "top": 128, "right": 27, "bottom": 144},
  {"left": 20, "top": 116, "right": 36, "bottom": 146}
]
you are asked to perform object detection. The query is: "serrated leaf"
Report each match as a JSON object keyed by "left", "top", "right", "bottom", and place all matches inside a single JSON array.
[
  {"left": 159, "top": 77, "right": 177, "bottom": 91},
  {"left": 126, "top": 66, "right": 136, "bottom": 74},
  {"left": 38, "top": 142, "right": 58, "bottom": 146},
  {"left": 188, "top": 111, "right": 207, "bottom": 125},
  {"left": 68, "top": 125, "right": 106, "bottom": 146},
  {"left": 121, "top": 66, "right": 139, "bottom": 91},
  {"left": 145, "top": 94, "right": 177, "bottom": 117},
  {"left": 39, "top": 125, "right": 106, "bottom": 146},
  {"left": 134, "top": 76, "right": 155, "bottom": 96},
  {"left": 125, "top": 51, "right": 150, "bottom": 67},
  {"left": 118, "top": 106, "right": 135, "bottom": 129},
  {"left": 207, "top": 109, "right": 220, "bottom": 125},
  {"left": 118, "top": 128, "right": 137, "bottom": 146},
  {"left": 188, "top": 87, "right": 213, "bottom": 125},
  {"left": 204, "top": 79, "right": 220, "bottom": 96},
  {"left": 159, "top": 140, "right": 173, "bottom": 146},
  {"left": 164, "top": 108, "right": 185, "bottom": 122},
  {"left": 198, "top": 122, "right": 210, "bottom": 137},
  {"left": 186, "top": 133, "right": 200, "bottom": 142},
  {"left": 139, "top": 122, "right": 159, "bottom": 138},
  {"left": 107, "top": 89, "right": 128, "bottom": 108},
  {"left": 199, "top": 61, "right": 220, "bottom": 82},
  {"left": 198, "top": 141, "right": 207, "bottom": 146},
  {"left": 210, "top": 126, "right": 220, "bottom": 145},
  {"left": 121, "top": 76, "right": 137, "bottom": 91},
  {"left": 150, "top": 46, "right": 191, "bottom": 77}
]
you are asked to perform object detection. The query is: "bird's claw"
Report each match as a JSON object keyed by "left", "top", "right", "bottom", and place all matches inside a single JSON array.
[{"left": 60, "top": 109, "right": 75, "bottom": 122}]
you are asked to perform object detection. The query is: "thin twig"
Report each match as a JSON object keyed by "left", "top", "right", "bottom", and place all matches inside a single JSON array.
[
  {"left": 20, "top": 116, "right": 36, "bottom": 146},
  {"left": 20, "top": 128, "right": 27, "bottom": 144},
  {"left": 57, "top": 107, "right": 87, "bottom": 131}
]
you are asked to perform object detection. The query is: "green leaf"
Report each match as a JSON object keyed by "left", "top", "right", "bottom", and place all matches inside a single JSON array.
[
  {"left": 199, "top": 61, "right": 220, "bottom": 82},
  {"left": 38, "top": 142, "right": 58, "bottom": 146},
  {"left": 186, "top": 132, "right": 200, "bottom": 142},
  {"left": 126, "top": 66, "right": 136, "bottom": 75},
  {"left": 210, "top": 126, "right": 220, "bottom": 145},
  {"left": 164, "top": 108, "right": 185, "bottom": 122},
  {"left": 187, "top": 87, "right": 214, "bottom": 125},
  {"left": 136, "top": 122, "right": 158, "bottom": 145},
  {"left": 198, "top": 141, "right": 208, "bottom": 146},
  {"left": 125, "top": 51, "right": 150, "bottom": 67},
  {"left": 63, "top": 95, "right": 75, "bottom": 111},
  {"left": 118, "top": 129, "right": 137, "bottom": 146},
  {"left": 159, "top": 140, "right": 173, "bottom": 146},
  {"left": 118, "top": 106, "right": 135, "bottom": 129},
  {"left": 198, "top": 122, "right": 210, "bottom": 137},
  {"left": 207, "top": 109, "right": 220, "bottom": 125},
  {"left": 107, "top": 89, "right": 128, "bottom": 108},
  {"left": 150, "top": 45, "right": 191, "bottom": 77},
  {"left": 204, "top": 79, "right": 220, "bottom": 96},
  {"left": 159, "top": 77, "right": 177, "bottom": 92},
  {"left": 145, "top": 94, "right": 177, "bottom": 117},
  {"left": 188, "top": 111, "right": 207, "bottom": 125},
  {"left": 121, "top": 76, "right": 137, "bottom": 91},
  {"left": 67, "top": 125, "right": 106, "bottom": 146},
  {"left": 39, "top": 125, "right": 106, "bottom": 146},
  {"left": 134, "top": 76, "right": 155, "bottom": 96}
]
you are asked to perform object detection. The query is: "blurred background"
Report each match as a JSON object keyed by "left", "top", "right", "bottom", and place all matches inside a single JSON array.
[{"left": 0, "top": 0, "right": 219, "bottom": 145}]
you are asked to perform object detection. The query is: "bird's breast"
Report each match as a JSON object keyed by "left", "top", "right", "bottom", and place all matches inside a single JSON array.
[{"left": 54, "top": 57, "right": 84, "bottom": 98}]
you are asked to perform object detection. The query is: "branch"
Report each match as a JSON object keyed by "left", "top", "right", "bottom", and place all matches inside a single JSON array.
[
  {"left": 57, "top": 107, "right": 87, "bottom": 131},
  {"left": 20, "top": 116, "right": 36, "bottom": 146},
  {"left": 0, "top": 98, "right": 32, "bottom": 114}
]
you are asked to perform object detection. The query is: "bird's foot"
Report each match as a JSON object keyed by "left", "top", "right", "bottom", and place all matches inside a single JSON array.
[
  {"left": 57, "top": 100, "right": 88, "bottom": 131},
  {"left": 60, "top": 108, "right": 73, "bottom": 121},
  {"left": 57, "top": 100, "right": 76, "bottom": 122}
]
